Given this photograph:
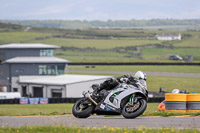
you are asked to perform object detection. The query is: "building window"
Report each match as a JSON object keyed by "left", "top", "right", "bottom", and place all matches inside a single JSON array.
[
  {"left": 16, "top": 69, "right": 24, "bottom": 73},
  {"left": 0, "top": 52, "right": 4, "bottom": 56},
  {"left": 51, "top": 89, "right": 62, "bottom": 98},
  {"left": 39, "top": 65, "right": 57, "bottom": 75},
  {"left": 39, "top": 65, "right": 64, "bottom": 75},
  {"left": 40, "top": 49, "right": 54, "bottom": 56},
  {"left": 57, "top": 65, "right": 64, "bottom": 75},
  {"left": 47, "top": 66, "right": 57, "bottom": 75},
  {"left": 0, "top": 51, "right": 5, "bottom": 62},
  {"left": 39, "top": 65, "right": 47, "bottom": 75},
  {"left": 22, "top": 86, "right": 27, "bottom": 97}
]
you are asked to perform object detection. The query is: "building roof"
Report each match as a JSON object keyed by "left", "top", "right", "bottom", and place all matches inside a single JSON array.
[
  {"left": 19, "top": 74, "right": 113, "bottom": 85},
  {"left": 0, "top": 43, "right": 60, "bottom": 49},
  {"left": 156, "top": 34, "right": 181, "bottom": 37},
  {"left": 5, "top": 57, "right": 70, "bottom": 64}
]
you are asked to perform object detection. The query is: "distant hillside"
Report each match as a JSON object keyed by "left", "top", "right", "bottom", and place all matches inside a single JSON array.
[
  {"left": 0, "top": 21, "right": 200, "bottom": 62},
  {"left": 1, "top": 19, "right": 200, "bottom": 30},
  {"left": 0, "top": 22, "right": 24, "bottom": 31}
]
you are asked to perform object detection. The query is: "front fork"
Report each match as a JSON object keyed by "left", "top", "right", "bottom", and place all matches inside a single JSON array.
[
  {"left": 129, "top": 95, "right": 143, "bottom": 105},
  {"left": 83, "top": 91, "right": 98, "bottom": 106}
]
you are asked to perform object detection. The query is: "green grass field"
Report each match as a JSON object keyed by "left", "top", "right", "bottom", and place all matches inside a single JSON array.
[
  {"left": 69, "top": 72, "right": 200, "bottom": 93},
  {"left": 148, "top": 75, "right": 200, "bottom": 92},
  {"left": 56, "top": 50, "right": 132, "bottom": 58},
  {"left": 69, "top": 65, "right": 200, "bottom": 74},
  {"left": 56, "top": 50, "right": 140, "bottom": 62},
  {"left": 28, "top": 38, "right": 164, "bottom": 49},
  {"left": 0, "top": 104, "right": 73, "bottom": 116},
  {"left": 1, "top": 103, "right": 200, "bottom": 117},
  {"left": 69, "top": 65, "right": 200, "bottom": 92},
  {"left": 0, "top": 32, "right": 52, "bottom": 44},
  {"left": 141, "top": 47, "right": 200, "bottom": 60},
  {"left": 174, "top": 38, "right": 200, "bottom": 48},
  {"left": 0, "top": 126, "right": 199, "bottom": 133},
  {"left": 0, "top": 24, "right": 200, "bottom": 62}
]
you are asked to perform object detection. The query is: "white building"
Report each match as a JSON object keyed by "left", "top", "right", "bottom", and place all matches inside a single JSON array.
[
  {"left": 156, "top": 34, "right": 181, "bottom": 41},
  {"left": 13, "top": 74, "right": 113, "bottom": 98},
  {"left": 0, "top": 43, "right": 113, "bottom": 98}
]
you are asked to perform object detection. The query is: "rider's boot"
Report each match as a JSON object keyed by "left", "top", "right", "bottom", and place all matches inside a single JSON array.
[{"left": 92, "top": 84, "right": 101, "bottom": 99}]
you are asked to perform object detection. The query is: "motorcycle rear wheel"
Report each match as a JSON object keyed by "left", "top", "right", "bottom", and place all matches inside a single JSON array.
[
  {"left": 122, "top": 98, "right": 147, "bottom": 119},
  {"left": 72, "top": 98, "right": 95, "bottom": 118}
]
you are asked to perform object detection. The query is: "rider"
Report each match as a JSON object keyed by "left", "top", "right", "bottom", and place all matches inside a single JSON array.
[
  {"left": 117, "top": 71, "right": 147, "bottom": 93},
  {"left": 92, "top": 71, "right": 147, "bottom": 96}
]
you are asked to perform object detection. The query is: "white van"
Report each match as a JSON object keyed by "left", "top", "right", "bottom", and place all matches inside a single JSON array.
[{"left": 0, "top": 92, "right": 21, "bottom": 99}]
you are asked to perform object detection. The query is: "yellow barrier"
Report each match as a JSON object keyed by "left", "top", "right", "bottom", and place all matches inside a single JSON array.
[
  {"left": 187, "top": 94, "right": 200, "bottom": 101},
  {"left": 164, "top": 93, "right": 200, "bottom": 112},
  {"left": 165, "top": 94, "right": 200, "bottom": 102},
  {"left": 165, "top": 94, "right": 187, "bottom": 102}
]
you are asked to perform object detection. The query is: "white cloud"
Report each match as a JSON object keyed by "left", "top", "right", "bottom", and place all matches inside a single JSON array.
[
  {"left": 29, "top": 6, "right": 66, "bottom": 16},
  {"left": 0, "top": 0, "right": 200, "bottom": 20},
  {"left": 180, "top": 10, "right": 200, "bottom": 19}
]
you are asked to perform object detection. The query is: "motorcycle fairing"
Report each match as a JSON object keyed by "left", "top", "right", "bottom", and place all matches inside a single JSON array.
[
  {"left": 101, "top": 84, "right": 145, "bottom": 110},
  {"left": 94, "top": 101, "right": 121, "bottom": 114}
]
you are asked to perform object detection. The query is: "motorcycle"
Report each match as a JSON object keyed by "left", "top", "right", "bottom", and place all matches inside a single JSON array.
[{"left": 72, "top": 72, "right": 148, "bottom": 119}]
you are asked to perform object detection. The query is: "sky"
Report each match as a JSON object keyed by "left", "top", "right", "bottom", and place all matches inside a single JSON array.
[{"left": 0, "top": 0, "right": 200, "bottom": 20}]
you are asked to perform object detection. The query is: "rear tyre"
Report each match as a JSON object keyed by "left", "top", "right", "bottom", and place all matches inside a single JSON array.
[
  {"left": 72, "top": 98, "right": 95, "bottom": 118},
  {"left": 122, "top": 98, "right": 147, "bottom": 119}
]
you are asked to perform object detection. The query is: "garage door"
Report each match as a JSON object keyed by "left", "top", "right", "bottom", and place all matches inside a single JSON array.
[{"left": 33, "top": 87, "right": 43, "bottom": 97}]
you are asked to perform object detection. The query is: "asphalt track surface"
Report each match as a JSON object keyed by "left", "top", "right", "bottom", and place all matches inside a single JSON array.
[
  {"left": 1, "top": 115, "right": 200, "bottom": 128},
  {"left": 69, "top": 70, "right": 200, "bottom": 78}
]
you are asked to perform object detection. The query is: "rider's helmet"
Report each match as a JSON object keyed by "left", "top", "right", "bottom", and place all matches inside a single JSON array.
[{"left": 134, "top": 71, "right": 147, "bottom": 81}]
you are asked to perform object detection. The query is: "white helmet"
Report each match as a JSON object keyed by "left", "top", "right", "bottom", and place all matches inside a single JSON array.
[{"left": 134, "top": 71, "right": 147, "bottom": 80}]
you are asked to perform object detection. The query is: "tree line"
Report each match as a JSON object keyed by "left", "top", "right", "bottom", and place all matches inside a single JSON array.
[{"left": 1, "top": 19, "right": 200, "bottom": 29}]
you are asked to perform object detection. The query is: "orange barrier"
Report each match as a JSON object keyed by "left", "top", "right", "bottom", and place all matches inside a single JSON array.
[{"left": 157, "top": 101, "right": 165, "bottom": 111}]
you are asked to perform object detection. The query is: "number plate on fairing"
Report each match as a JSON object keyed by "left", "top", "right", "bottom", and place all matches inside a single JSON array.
[{"left": 100, "top": 104, "right": 105, "bottom": 109}]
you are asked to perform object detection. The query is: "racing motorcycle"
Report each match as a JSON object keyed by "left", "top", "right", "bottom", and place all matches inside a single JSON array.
[{"left": 72, "top": 71, "right": 148, "bottom": 119}]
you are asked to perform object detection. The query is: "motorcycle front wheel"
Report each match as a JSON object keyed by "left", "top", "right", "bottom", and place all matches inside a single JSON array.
[
  {"left": 72, "top": 98, "right": 95, "bottom": 118},
  {"left": 122, "top": 98, "right": 147, "bottom": 119}
]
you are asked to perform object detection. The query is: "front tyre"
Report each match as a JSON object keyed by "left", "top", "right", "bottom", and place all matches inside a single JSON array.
[
  {"left": 122, "top": 98, "right": 147, "bottom": 119},
  {"left": 72, "top": 98, "right": 95, "bottom": 118}
]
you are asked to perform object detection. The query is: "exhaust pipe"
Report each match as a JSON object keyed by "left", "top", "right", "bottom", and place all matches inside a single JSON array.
[{"left": 83, "top": 91, "right": 98, "bottom": 106}]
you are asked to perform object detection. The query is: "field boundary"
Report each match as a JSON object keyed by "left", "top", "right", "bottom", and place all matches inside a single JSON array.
[
  {"left": 69, "top": 62, "right": 200, "bottom": 66},
  {"left": 0, "top": 97, "right": 164, "bottom": 104}
]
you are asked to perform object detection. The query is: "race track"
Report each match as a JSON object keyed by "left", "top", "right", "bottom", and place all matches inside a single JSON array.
[{"left": 1, "top": 115, "right": 200, "bottom": 128}]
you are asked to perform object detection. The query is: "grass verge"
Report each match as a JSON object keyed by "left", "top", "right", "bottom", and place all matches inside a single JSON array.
[
  {"left": 0, "top": 104, "right": 73, "bottom": 116},
  {"left": 0, "top": 126, "right": 199, "bottom": 133},
  {"left": 1, "top": 103, "right": 200, "bottom": 117}
]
